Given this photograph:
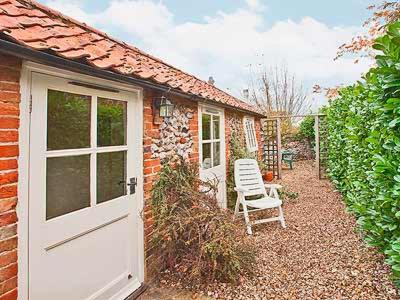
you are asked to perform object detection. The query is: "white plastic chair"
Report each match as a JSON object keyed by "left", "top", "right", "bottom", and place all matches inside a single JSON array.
[{"left": 234, "top": 159, "right": 286, "bottom": 234}]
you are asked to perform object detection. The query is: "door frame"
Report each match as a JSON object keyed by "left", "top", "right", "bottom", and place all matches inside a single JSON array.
[
  {"left": 198, "top": 103, "right": 227, "bottom": 208},
  {"left": 18, "top": 61, "right": 145, "bottom": 300}
]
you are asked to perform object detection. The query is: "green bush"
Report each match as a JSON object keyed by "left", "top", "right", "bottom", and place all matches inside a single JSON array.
[
  {"left": 325, "top": 22, "right": 400, "bottom": 287},
  {"left": 298, "top": 116, "right": 315, "bottom": 141},
  {"left": 151, "top": 158, "right": 255, "bottom": 283}
]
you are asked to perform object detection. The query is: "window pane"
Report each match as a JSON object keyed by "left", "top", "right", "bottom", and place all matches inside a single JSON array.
[
  {"left": 47, "top": 90, "right": 91, "bottom": 150},
  {"left": 97, "top": 98, "right": 127, "bottom": 147},
  {"left": 97, "top": 151, "right": 127, "bottom": 204},
  {"left": 202, "top": 114, "right": 211, "bottom": 140},
  {"left": 213, "top": 115, "right": 220, "bottom": 139},
  {"left": 213, "top": 142, "right": 221, "bottom": 167},
  {"left": 46, "top": 155, "right": 90, "bottom": 220},
  {"left": 202, "top": 143, "right": 212, "bottom": 169}
]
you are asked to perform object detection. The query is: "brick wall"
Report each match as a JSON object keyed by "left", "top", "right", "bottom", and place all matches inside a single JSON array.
[
  {"left": 142, "top": 88, "right": 199, "bottom": 279},
  {"left": 0, "top": 54, "right": 20, "bottom": 300}
]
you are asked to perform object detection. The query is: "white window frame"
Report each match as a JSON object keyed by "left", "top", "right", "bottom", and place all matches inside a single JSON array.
[
  {"left": 199, "top": 107, "right": 223, "bottom": 170},
  {"left": 244, "top": 116, "right": 258, "bottom": 152}
]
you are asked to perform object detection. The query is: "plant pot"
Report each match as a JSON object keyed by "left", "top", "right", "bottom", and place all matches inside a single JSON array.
[{"left": 263, "top": 171, "right": 274, "bottom": 182}]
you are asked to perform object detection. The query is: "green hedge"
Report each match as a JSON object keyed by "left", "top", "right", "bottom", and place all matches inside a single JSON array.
[{"left": 326, "top": 22, "right": 400, "bottom": 286}]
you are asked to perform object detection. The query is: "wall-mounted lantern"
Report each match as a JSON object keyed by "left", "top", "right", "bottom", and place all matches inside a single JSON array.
[{"left": 153, "top": 95, "right": 174, "bottom": 117}]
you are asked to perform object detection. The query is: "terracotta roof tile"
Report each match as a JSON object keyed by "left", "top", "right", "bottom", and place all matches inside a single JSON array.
[{"left": 0, "top": 0, "right": 263, "bottom": 115}]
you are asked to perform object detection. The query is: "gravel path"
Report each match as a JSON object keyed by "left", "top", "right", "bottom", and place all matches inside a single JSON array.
[{"left": 140, "top": 160, "right": 399, "bottom": 300}]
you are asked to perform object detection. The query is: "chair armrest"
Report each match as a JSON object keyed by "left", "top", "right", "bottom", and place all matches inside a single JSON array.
[
  {"left": 234, "top": 187, "right": 249, "bottom": 193},
  {"left": 264, "top": 184, "right": 282, "bottom": 189}
]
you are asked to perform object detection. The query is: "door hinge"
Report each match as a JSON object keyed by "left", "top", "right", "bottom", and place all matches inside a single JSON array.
[{"left": 29, "top": 94, "right": 32, "bottom": 114}]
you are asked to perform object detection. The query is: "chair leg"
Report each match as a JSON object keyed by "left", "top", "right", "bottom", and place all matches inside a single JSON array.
[
  {"left": 271, "top": 188, "right": 279, "bottom": 199},
  {"left": 278, "top": 205, "right": 286, "bottom": 228},
  {"left": 233, "top": 196, "right": 240, "bottom": 220},
  {"left": 242, "top": 203, "right": 253, "bottom": 235}
]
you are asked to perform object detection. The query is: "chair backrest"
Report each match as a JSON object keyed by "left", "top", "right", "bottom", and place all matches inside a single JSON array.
[{"left": 234, "top": 159, "right": 267, "bottom": 197}]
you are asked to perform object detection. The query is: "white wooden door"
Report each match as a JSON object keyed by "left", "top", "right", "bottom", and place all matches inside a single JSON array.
[
  {"left": 29, "top": 73, "right": 143, "bottom": 300},
  {"left": 199, "top": 105, "right": 227, "bottom": 208}
]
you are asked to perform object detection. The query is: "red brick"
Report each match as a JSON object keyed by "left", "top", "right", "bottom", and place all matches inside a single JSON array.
[
  {"left": 0, "top": 226, "right": 16, "bottom": 241},
  {"left": 0, "top": 213, "right": 16, "bottom": 227},
  {"left": 144, "top": 182, "right": 153, "bottom": 192},
  {"left": 0, "top": 199, "right": 16, "bottom": 215},
  {"left": 0, "top": 238, "right": 17, "bottom": 254},
  {"left": 144, "top": 114, "right": 153, "bottom": 123},
  {"left": 146, "top": 130, "right": 159, "bottom": 139},
  {"left": 0, "top": 119, "right": 18, "bottom": 130},
  {"left": 143, "top": 152, "right": 152, "bottom": 160},
  {"left": 0, "top": 173, "right": 17, "bottom": 186},
  {"left": 0, "top": 186, "right": 16, "bottom": 200},
  {"left": 0, "top": 277, "right": 17, "bottom": 296},
  {"left": 0, "top": 132, "right": 17, "bottom": 143},
  {"left": 0, "top": 83, "right": 18, "bottom": 93},
  {"left": 144, "top": 159, "right": 160, "bottom": 168},
  {"left": 144, "top": 167, "right": 153, "bottom": 175},
  {"left": 0, "top": 251, "right": 16, "bottom": 268},
  {"left": 0, "top": 147, "right": 18, "bottom": 158},
  {"left": 0, "top": 104, "right": 19, "bottom": 117},
  {"left": 0, "top": 161, "right": 16, "bottom": 172},
  {"left": 0, "top": 94, "right": 19, "bottom": 104},
  {"left": 0, "top": 288, "right": 17, "bottom": 300},
  {"left": 0, "top": 70, "right": 20, "bottom": 84},
  {"left": 144, "top": 122, "right": 153, "bottom": 130},
  {"left": 0, "top": 263, "right": 16, "bottom": 282}
]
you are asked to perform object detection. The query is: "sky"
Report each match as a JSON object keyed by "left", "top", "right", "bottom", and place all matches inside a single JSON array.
[{"left": 37, "top": 0, "right": 379, "bottom": 110}]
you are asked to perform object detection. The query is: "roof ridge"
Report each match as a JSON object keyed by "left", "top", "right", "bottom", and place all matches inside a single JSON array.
[
  {"left": 4, "top": 0, "right": 262, "bottom": 114},
  {"left": 20, "top": 0, "right": 248, "bottom": 104}
]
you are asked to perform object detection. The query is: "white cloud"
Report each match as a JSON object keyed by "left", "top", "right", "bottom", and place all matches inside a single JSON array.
[
  {"left": 44, "top": 0, "right": 370, "bottom": 109},
  {"left": 245, "top": 0, "right": 266, "bottom": 12},
  {"left": 46, "top": 0, "right": 94, "bottom": 23}
]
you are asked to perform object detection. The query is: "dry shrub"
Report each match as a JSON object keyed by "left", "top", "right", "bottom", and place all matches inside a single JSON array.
[{"left": 151, "top": 158, "right": 255, "bottom": 283}]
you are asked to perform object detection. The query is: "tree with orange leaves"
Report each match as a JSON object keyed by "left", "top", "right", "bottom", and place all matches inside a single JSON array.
[
  {"left": 314, "top": 2, "right": 400, "bottom": 100},
  {"left": 336, "top": 1, "right": 400, "bottom": 61}
]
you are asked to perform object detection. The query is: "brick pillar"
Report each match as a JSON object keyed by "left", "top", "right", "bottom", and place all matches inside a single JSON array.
[{"left": 0, "top": 54, "right": 21, "bottom": 300}]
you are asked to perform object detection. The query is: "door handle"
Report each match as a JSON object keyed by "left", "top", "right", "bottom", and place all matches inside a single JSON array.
[{"left": 127, "top": 177, "right": 137, "bottom": 195}]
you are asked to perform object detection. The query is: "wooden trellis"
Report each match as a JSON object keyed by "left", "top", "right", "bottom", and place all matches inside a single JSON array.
[
  {"left": 262, "top": 118, "right": 282, "bottom": 179},
  {"left": 261, "top": 114, "right": 327, "bottom": 180}
]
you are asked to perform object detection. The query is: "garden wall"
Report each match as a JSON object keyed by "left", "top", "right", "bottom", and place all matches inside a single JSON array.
[{"left": 282, "top": 136, "right": 314, "bottom": 161}]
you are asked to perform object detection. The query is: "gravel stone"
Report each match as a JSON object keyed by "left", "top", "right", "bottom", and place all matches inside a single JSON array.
[{"left": 140, "top": 160, "right": 399, "bottom": 300}]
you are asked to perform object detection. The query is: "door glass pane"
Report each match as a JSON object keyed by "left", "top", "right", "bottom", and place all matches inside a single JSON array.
[
  {"left": 97, "top": 98, "right": 127, "bottom": 147},
  {"left": 47, "top": 90, "right": 91, "bottom": 150},
  {"left": 213, "top": 115, "right": 220, "bottom": 139},
  {"left": 213, "top": 142, "right": 221, "bottom": 167},
  {"left": 202, "top": 143, "right": 211, "bottom": 169},
  {"left": 97, "top": 151, "right": 127, "bottom": 204},
  {"left": 202, "top": 114, "right": 211, "bottom": 140},
  {"left": 46, "top": 155, "right": 90, "bottom": 220}
]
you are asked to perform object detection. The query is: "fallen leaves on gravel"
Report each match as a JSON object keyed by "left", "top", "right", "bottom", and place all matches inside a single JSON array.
[{"left": 142, "top": 161, "right": 399, "bottom": 300}]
